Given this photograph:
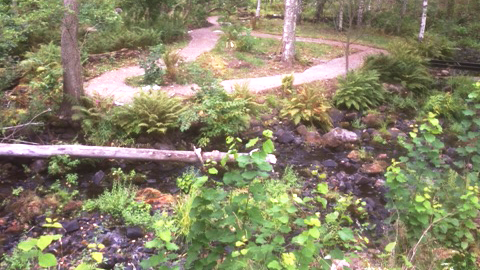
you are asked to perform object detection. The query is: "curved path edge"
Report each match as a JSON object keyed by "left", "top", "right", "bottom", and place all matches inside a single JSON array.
[{"left": 84, "top": 17, "right": 387, "bottom": 102}]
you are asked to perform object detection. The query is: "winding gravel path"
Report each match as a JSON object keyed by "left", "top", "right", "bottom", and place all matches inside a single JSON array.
[{"left": 84, "top": 17, "right": 386, "bottom": 101}]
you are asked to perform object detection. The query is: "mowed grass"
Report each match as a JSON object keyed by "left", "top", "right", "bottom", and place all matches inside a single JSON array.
[
  {"left": 255, "top": 18, "right": 398, "bottom": 49},
  {"left": 195, "top": 36, "right": 346, "bottom": 80}
]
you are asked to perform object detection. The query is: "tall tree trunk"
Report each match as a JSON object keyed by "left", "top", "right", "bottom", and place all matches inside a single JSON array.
[
  {"left": 281, "top": 0, "right": 298, "bottom": 66},
  {"left": 60, "top": 0, "right": 83, "bottom": 117},
  {"left": 357, "top": 0, "right": 365, "bottom": 26},
  {"left": 256, "top": 0, "right": 261, "bottom": 18},
  {"left": 397, "top": 0, "right": 408, "bottom": 34},
  {"left": 338, "top": 4, "right": 344, "bottom": 31},
  {"left": 418, "top": 0, "right": 428, "bottom": 42},
  {"left": 315, "top": 0, "right": 328, "bottom": 22}
]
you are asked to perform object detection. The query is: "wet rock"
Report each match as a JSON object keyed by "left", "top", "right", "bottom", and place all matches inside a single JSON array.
[
  {"left": 135, "top": 188, "right": 174, "bottom": 210},
  {"left": 388, "top": 128, "right": 406, "bottom": 140},
  {"left": 344, "top": 112, "right": 358, "bottom": 122},
  {"left": 63, "top": 200, "right": 83, "bottom": 213},
  {"left": 0, "top": 218, "right": 6, "bottom": 226},
  {"left": 275, "top": 129, "right": 295, "bottom": 144},
  {"left": 242, "top": 126, "right": 263, "bottom": 138},
  {"left": 62, "top": 220, "right": 80, "bottom": 233},
  {"left": 303, "top": 131, "right": 323, "bottom": 146},
  {"left": 322, "top": 128, "right": 359, "bottom": 148},
  {"left": 384, "top": 83, "right": 407, "bottom": 95},
  {"left": 362, "top": 113, "right": 384, "bottom": 128},
  {"left": 249, "top": 118, "right": 263, "bottom": 127},
  {"left": 293, "top": 136, "right": 303, "bottom": 145},
  {"left": 375, "top": 179, "right": 385, "bottom": 188},
  {"left": 322, "top": 159, "right": 337, "bottom": 168},
  {"left": 376, "top": 153, "right": 388, "bottom": 160},
  {"left": 361, "top": 160, "right": 389, "bottom": 175},
  {"left": 347, "top": 150, "right": 361, "bottom": 162},
  {"left": 92, "top": 170, "right": 106, "bottom": 186},
  {"left": 126, "top": 227, "right": 144, "bottom": 239},
  {"left": 328, "top": 108, "right": 345, "bottom": 127},
  {"left": 340, "top": 121, "right": 350, "bottom": 129},
  {"left": 296, "top": 125, "right": 308, "bottom": 136},
  {"left": 30, "top": 159, "right": 48, "bottom": 174},
  {"left": 5, "top": 220, "right": 23, "bottom": 234}
]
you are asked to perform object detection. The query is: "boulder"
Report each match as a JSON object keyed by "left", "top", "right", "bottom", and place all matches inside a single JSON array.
[
  {"left": 322, "top": 128, "right": 359, "bottom": 148},
  {"left": 362, "top": 113, "right": 384, "bottom": 129},
  {"left": 360, "top": 160, "right": 389, "bottom": 175}
]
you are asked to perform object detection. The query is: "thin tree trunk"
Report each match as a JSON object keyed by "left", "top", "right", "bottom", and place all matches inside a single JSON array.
[
  {"left": 281, "top": 0, "right": 298, "bottom": 66},
  {"left": 446, "top": 0, "right": 454, "bottom": 19},
  {"left": 256, "top": 0, "right": 261, "bottom": 18},
  {"left": 315, "top": 0, "right": 327, "bottom": 22},
  {"left": 338, "top": 5, "right": 344, "bottom": 31},
  {"left": 418, "top": 0, "right": 428, "bottom": 42},
  {"left": 357, "top": 0, "right": 365, "bottom": 26},
  {"left": 0, "top": 144, "right": 276, "bottom": 164},
  {"left": 60, "top": 0, "right": 84, "bottom": 117}
]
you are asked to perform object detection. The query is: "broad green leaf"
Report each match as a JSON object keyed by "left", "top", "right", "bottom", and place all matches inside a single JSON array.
[
  {"left": 317, "top": 182, "right": 329, "bottom": 195},
  {"left": 208, "top": 168, "right": 218, "bottom": 175},
  {"left": 385, "top": 242, "right": 396, "bottom": 253},
  {"left": 37, "top": 235, "right": 54, "bottom": 251},
  {"left": 159, "top": 231, "right": 172, "bottom": 242},
  {"left": 91, "top": 252, "right": 103, "bottom": 263},
  {"left": 267, "top": 260, "right": 282, "bottom": 269},
  {"left": 38, "top": 253, "right": 57, "bottom": 268},
  {"left": 242, "top": 171, "right": 258, "bottom": 180},
  {"left": 166, "top": 242, "right": 179, "bottom": 251},
  {"left": 74, "top": 263, "right": 92, "bottom": 270},
  {"left": 424, "top": 133, "right": 435, "bottom": 143},
  {"left": 309, "top": 227, "right": 320, "bottom": 238},
  {"left": 330, "top": 249, "right": 344, "bottom": 260},
  {"left": 246, "top": 138, "right": 259, "bottom": 148},
  {"left": 338, "top": 228, "right": 354, "bottom": 241},
  {"left": 262, "top": 139, "right": 275, "bottom": 154},
  {"left": 18, "top": 239, "right": 37, "bottom": 251}
]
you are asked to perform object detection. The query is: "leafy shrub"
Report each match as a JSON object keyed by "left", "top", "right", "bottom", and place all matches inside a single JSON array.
[
  {"left": 422, "top": 92, "right": 463, "bottom": 120},
  {"left": 282, "top": 74, "right": 295, "bottom": 94},
  {"left": 0, "top": 57, "right": 21, "bottom": 91},
  {"left": 163, "top": 49, "right": 182, "bottom": 82},
  {"left": 231, "top": 81, "right": 265, "bottom": 115},
  {"left": 363, "top": 44, "right": 433, "bottom": 96},
  {"left": 84, "top": 169, "right": 153, "bottom": 227},
  {"left": 72, "top": 94, "right": 128, "bottom": 145},
  {"left": 281, "top": 85, "right": 332, "bottom": 131},
  {"left": 113, "top": 90, "right": 185, "bottom": 136},
  {"left": 140, "top": 44, "right": 165, "bottom": 85},
  {"left": 179, "top": 83, "right": 250, "bottom": 147},
  {"left": 415, "top": 33, "right": 454, "bottom": 59},
  {"left": 386, "top": 112, "right": 480, "bottom": 268},
  {"left": 222, "top": 24, "right": 256, "bottom": 52},
  {"left": 333, "top": 70, "right": 385, "bottom": 111}
]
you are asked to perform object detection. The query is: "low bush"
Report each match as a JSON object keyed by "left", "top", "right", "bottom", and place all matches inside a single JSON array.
[
  {"left": 113, "top": 90, "right": 185, "bottom": 136},
  {"left": 415, "top": 33, "right": 454, "bottom": 59},
  {"left": 422, "top": 92, "right": 463, "bottom": 121},
  {"left": 281, "top": 85, "right": 332, "bottom": 131},
  {"left": 83, "top": 169, "right": 153, "bottom": 227},
  {"left": 140, "top": 44, "right": 165, "bottom": 85},
  {"left": 333, "top": 70, "right": 385, "bottom": 111},
  {"left": 222, "top": 24, "right": 257, "bottom": 53},
  {"left": 363, "top": 43, "right": 433, "bottom": 96},
  {"left": 72, "top": 94, "right": 128, "bottom": 145},
  {"left": 179, "top": 83, "right": 251, "bottom": 147}
]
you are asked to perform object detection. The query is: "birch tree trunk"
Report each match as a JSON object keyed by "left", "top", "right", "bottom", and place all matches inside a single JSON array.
[
  {"left": 397, "top": 0, "right": 408, "bottom": 34},
  {"left": 338, "top": 3, "right": 344, "bottom": 31},
  {"left": 60, "top": 0, "right": 84, "bottom": 117},
  {"left": 297, "top": 0, "right": 303, "bottom": 24},
  {"left": 281, "top": 0, "right": 298, "bottom": 66},
  {"left": 357, "top": 0, "right": 365, "bottom": 26},
  {"left": 256, "top": 0, "right": 261, "bottom": 18},
  {"left": 418, "top": 0, "right": 428, "bottom": 41}
]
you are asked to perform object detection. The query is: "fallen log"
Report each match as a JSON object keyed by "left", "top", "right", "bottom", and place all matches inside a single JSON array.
[{"left": 0, "top": 143, "right": 276, "bottom": 164}]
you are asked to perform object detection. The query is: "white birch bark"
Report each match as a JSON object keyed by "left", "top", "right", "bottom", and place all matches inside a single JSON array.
[
  {"left": 418, "top": 0, "right": 428, "bottom": 41},
  {"left": 256, "top": 0, "right": 261, "bottom": 18},
  {"left": 338, "top": 4, "right": 344, "bottom": 31},
  {"left": 281, "top": 0, "right": 298, "bottom": 66}
]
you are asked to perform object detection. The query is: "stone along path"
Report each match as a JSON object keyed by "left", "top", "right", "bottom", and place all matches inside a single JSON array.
[{"left": 84, "top": 17, "right": 387, "bottom": 101}]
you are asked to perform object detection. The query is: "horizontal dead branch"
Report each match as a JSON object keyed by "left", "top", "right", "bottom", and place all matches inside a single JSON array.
[{"left": 0, "top": 143, "right": 276, "bottom": 164}]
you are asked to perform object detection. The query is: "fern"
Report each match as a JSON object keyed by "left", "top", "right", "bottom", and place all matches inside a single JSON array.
[
  {"left": 179, "top": 83, "right": 250, "bottom": 147},
  {"left": 280, "top": 85, "right": 332, "bottom": 131},
  {"left": 113, "top": 90, "right": 185, "bottom": 136},
  {"left": 363, "top": 42, "right": 433, "bottom": 96},
  {"left": 333, "top": 70, "right": 385, "bottom": 111},
  {"left": 423, "top": 92, "right": 464, "bottom": 121}
]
